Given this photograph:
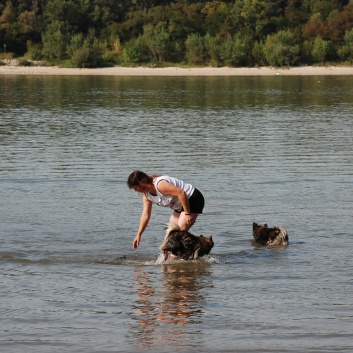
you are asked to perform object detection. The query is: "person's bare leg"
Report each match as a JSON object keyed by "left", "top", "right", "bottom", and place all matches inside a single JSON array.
[
  {"left": 172, "top": 212, "right": 198, "bottom": 231},
  {"left": 169, "top": 212, "right": 180, "bottom": 226}
]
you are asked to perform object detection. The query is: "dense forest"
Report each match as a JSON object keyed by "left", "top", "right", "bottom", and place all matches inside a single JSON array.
[{"left": 1, "top": 0, "right": 353, "bottom": 67}]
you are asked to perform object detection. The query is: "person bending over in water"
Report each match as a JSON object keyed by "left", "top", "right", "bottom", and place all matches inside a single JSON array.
[{"left": 127, "top": 170, "right": 205, "bottom": 249}]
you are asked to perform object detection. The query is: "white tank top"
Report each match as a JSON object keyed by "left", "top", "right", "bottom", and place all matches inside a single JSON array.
[{"left": 146, "top": 175, "right": 195, "bottom": 212}]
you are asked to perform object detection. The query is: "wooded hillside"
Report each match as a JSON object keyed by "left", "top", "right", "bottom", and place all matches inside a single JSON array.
[{"left": 1, "top": 0, "right": 353, "bottom": 67}]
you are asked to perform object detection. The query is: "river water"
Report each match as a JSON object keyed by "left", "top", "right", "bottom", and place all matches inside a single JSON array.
[{"left": 1, "top": 74, "right": 353, "bottom": 353}]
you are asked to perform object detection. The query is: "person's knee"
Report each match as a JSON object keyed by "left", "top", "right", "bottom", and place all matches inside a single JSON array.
[
  {"left": 178, "top": 216, "right": 196, "bottom": 231},
  {"left": 177, "top": 217, "right": 188, "bottom": 231}
]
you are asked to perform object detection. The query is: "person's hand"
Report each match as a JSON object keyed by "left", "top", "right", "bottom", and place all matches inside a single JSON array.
[
  {"left": 185, "top": 214, "right": 195, "bottom": 227},
  {"left": 133, "top": 235, "right": 141, "bottom": 249}
]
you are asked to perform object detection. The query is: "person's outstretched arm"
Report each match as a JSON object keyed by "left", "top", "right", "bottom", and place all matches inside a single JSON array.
[{"left": 133, "top": 194, "right": 152, "bottom": 249}]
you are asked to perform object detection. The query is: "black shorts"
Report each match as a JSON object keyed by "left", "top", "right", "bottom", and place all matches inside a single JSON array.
[{"left": 175, "top": 188, "right": 205, "bottom": 214}]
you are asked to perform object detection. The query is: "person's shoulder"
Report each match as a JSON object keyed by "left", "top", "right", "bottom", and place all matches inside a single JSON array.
[{"left": 155, "top": 175, "right": 170, "bottom": 181}]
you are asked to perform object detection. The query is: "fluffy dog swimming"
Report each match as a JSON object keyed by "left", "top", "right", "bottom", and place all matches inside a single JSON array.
[
  {"left": 253, "top": 222, "right": 288, "bottom": 246},
  {"left": 160, "top": 223, "right": 214, "bottom": 261}
]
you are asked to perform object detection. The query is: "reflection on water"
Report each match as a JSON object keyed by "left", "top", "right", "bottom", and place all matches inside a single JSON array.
[{"left": 130, "top": 262, "right": 213, "bottom": 349}]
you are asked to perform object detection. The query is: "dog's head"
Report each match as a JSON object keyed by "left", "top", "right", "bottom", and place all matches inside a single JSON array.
[
  {"left": 253, "top": 222, "right": 288, "bottom": 246},
  {"left": 199, "top": 235, "right": 214, "bottom": 254},
  {"left": 253, "top": 223, "right": 271, "bottom": 245}
]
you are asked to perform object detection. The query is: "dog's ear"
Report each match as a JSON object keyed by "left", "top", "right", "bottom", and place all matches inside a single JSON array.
[
  {"left": 264, "top": 224, "right": 268, "bottom": 228},
  {"left": 200, "top": 235, "right": 204, "bottom": 237}
]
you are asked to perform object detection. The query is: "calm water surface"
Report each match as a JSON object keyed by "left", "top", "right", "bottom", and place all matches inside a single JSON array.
[{"left": 1, "top": 75, "right": 353, "bottom": 353}]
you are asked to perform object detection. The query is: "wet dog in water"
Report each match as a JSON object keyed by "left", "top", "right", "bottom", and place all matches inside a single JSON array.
[
  {"left": 160, "top": 223, "right": 214, "bottom": 261},
  {"left": 253, "top": 222, "right": 288, "bottom": 246}
]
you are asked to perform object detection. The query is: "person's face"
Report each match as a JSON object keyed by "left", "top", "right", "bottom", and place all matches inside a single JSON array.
[{"left": 132, "top": 184, "right": 147, "bottom": 193}]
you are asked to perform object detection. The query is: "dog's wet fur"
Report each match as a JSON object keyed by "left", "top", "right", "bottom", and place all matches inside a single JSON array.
[
  {"left": 253, "top": 222, "right": 288, "bottom": 246},
  {"left": 160, "top": 223, "right": 214, "bottom": 261}
]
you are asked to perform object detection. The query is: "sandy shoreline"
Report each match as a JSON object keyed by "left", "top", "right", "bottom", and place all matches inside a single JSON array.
[{"left": 1, "top": 65, "right": 353, "bottom": 76}]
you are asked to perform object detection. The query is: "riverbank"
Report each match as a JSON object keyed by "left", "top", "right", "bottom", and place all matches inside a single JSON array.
[{"left": 1, "top": 65, "right": 353, "bottom": 76}]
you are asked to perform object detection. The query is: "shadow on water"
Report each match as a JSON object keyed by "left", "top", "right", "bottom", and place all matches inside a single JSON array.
[{"left": 128, "top": 261, "right": 214, "bottom": 351}]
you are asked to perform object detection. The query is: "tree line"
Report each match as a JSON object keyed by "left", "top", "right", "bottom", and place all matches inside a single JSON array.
[{"left": 1, "top": 0, "right": 353, "bottom": 68}]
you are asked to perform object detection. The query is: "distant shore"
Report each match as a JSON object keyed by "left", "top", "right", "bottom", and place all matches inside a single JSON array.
[{"left": 1, "top": 65, "right": 353, "bottom": 76}]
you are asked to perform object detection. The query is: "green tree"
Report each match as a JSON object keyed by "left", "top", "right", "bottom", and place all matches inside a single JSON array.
[
  {"left": 185, "top": 33, "right": 205, "bottom": 64},
  {"left": 44, "top": 0, "right": 84, "bottom": 33},
  {"left": 74, "top": 27, "right": 105, "bottom": 67},
  {"left": 263, "top": 29, "right": 300, "bottom": 66},
  {"left": 41, "top": 20, "right": 69, "bottom": 62},
  {"left": 204, "top": 33, "right": 221, "bottom": 66},
  {"left": 220, "top": 33, "right": 252, "bottom": 66},
  {"left": 311, "top": 36, "right": 335, "bottom": 63},
  {"left": 167, "top": 3, "right": 204, "bottom": 41},
  {"left": 301, "top": 40, "right": 314, "bottom": 64},
  {"left": 142, "top": 23, "right": 172, "bottom": 61},
  {"left": 285, "top": 0, "right": 311, "bottom": 28},
  {"left": 312, "top": 0, "right": 344, "bottom": 20},
  {"left": 252, "top": 40, "right": 266, "bottom": 66},
  {"left": 240, "top": 0, "right": 268, "bottom": 38},
  {"left": 1, "top": 1, "right": 16, "bottom": 51},
  {"left": 201, "top": 1, "right": 233, "bottom": 37},
  {"left": 17, "top": 10, "right": 37, "bottom": 35},
  {"left": 121, "top": 37, "right": 144, "bottom": 64},
  {"left": 337, "top": 28, "right": 353, "bottom": 62},
  {"left": 67, "top": 32, "right": 85, "bottom": 57},
  {"left": 0, "top": 1, "right": 16, "bottom": 30}
]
